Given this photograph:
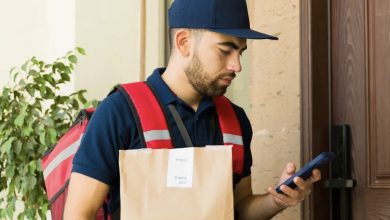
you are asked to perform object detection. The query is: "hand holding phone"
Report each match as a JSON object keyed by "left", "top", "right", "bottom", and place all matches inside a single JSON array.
[{"left": 275, "top": 152, "right": 336, "bottom": 193}]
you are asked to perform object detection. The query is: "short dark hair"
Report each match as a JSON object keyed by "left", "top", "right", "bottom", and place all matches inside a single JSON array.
[{"left": 169, "top": 28, "right": 205, "bottom": 53}]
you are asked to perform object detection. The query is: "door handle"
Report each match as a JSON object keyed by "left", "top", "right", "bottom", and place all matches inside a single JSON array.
[
  {"left": 324, "top": 178, "right": 355, "bottom": 188},
  {"left": 325, "top": 124, "right": 356, "bottom": 220}
]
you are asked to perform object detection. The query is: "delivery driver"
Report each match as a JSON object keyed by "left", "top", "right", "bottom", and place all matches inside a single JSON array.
[{"left": 64, "top": 0, "right": 321, "bottom": 219}]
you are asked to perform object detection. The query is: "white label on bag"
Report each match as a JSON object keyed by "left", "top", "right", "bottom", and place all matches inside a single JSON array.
[{"left": 166, "top": 148, "right": 194, "bottom": 188}]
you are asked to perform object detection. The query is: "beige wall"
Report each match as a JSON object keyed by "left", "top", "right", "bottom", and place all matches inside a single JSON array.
[
  {"left": 0, "top": 0, "right": 75, "bottom": 93},
  {"left": 248, "top": 0, "right": 301, "bottom": 219},
  {"left": 75, "top": 0, "right": 166, "bottom": 101},
  {"left": 75, "top": 0, "right": 141, "bottom": 100},
  {"left": 0, "top": 1, "right": 75, "bottom": 217}
]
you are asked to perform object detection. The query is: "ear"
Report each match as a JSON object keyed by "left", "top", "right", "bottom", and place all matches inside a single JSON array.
[{"left": 174, "top": 29, "right": 191, "bottom": 57}]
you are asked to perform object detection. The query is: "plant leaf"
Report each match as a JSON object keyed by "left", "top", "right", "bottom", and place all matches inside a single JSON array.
[
  {"left": 60, "top": 73, "right": 71, "bottom": 82},
  {"left": 0, "top": 48, "right": 92, "bottom": 220},
  {"left": 31, "top": 56, "right": 39, "bottom": 65},
  {"left": 27, "top": 175, "right": 37, "bottom": 190},
  {"left": 68, "top": 55, "right": 78, "bottom": 64},
  {"left": 13, "top": 140, "right": 22, "bottom": 154},
  {"left": 29, "top": 161, "right": 37, "bottom": 174},
  {"left": 43, "top": 118, "right": 54, "bottom": 127},
  {"left": 72, "top": 99, "right": 79, "bottom": 109},
  {"left": 0, "top": 208, "right": 6, "bottom": 219},
  {"left": 2, "top": 88, "right": 11, "bottom": 97},
  {"left": 76, "top": 47, "right": 86, "bottom": 55},
  {"left": 5, "top": 164, "right": 15, "bottom": 178},
  {"left": 26, "top": 85, "right": 35, "bottom": 97},
  {"left": 12, "top": 71, "right": 20, "bottom": 82},
  {"left": 47, "top": 128, "right": 57, "bottom": 143},
  {"left": 28, "top": 69, "right": 38, "bottom": 77},
  {"left": 14, "top": 114, "right": 25, "bottom": 127},
  {"left": 6, "top": 207, "right": 14, "bottom": 219},
  {"left": 39, "top": 86, "right": 46, "bottom": 96},
  {"left": 39, "top": 132, "right": 46, "bottom": 145},
  {"left": 21, "top": 60, "right": 29, "bottom": 71},
  {"left": 77, "top": 92, "right": 87, "bottom": 104},
  {"left": 1, "top": 137, "right": 16, "bottom": 155},
  {"left": 22, "top": 124, "right": 34, "bottom": 137}
]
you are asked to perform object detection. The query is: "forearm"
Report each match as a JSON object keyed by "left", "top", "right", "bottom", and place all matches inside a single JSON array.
[{"left": 236, "top": 193, "right": 285, "bottom": 220}]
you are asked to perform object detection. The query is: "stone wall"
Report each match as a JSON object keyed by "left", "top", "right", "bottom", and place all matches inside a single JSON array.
[{"left": 248, "top": 0, "right": 301, "bottom": 219}]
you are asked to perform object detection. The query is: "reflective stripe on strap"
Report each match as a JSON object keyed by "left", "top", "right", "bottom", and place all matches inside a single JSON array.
[
  {"left": 120, "top": 82, "right": 174, "bottom": 149},
  {"left": 143, "top": 130, "right": 171, "bottom": 142},
  {"left": 43, "top": 135, "right": 83, "bottom": 179},
  {"left": 223, "top": 133, "right": 243, "bottom": 145}
]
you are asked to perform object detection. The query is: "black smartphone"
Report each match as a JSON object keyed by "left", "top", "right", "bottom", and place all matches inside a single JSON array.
[{"left": 275, "top": 152, "right": 336, "bottom": 193}]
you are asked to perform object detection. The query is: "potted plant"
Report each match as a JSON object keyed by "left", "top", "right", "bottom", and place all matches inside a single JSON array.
[{"left": 0, "top": 48, "right": 97, "bottom": 219}]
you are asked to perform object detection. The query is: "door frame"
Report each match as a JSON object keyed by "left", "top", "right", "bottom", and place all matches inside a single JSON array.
[{"left": 300, "top": 0, "right": 332, "bottom": 219}]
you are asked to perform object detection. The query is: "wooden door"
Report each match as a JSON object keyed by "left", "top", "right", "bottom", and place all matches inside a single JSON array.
[
  {"left": 331, "top": 0, "right": 390, "bottom": 219},
  {"left": 301, "top": 0, "right": 390, "bottom": 219}
]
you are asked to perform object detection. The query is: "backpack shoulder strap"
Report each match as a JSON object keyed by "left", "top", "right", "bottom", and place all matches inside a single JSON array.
[
  {"left": 117, "top": 82, "right": 174, "bottom": 149},
  {"left": 213, "top": 96, "right": 244, "bottom": 174}
]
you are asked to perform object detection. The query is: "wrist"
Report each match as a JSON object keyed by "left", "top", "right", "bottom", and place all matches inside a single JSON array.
[{"left": 268, "top": 193, "right": 288, "bottom": 212}]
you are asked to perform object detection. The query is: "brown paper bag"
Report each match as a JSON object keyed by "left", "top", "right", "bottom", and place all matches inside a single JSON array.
[{"left": 119, "top": 145, "right": 234, "bottom": 220}]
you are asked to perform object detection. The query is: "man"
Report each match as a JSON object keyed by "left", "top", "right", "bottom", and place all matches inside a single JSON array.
[{"left": 64, "top": 0, "right": 321, "bottom": 219}]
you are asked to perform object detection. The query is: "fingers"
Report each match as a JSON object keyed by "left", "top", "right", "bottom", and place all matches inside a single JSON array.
[
  {"left": 311, "top": 168, "right": 322, "bottom": 182},
  {"left": 284, "top": 162, "right": 296, "bottom": 175},
  {"left": 269, "top": 169, "right": 322, "bottom": 209},
  {"left": 299, "top": 168, "right": 322, "bottom": 186},
  {"left": 278, "top": 163, "right": 297, "bottom": 185},
  {"left": 290, "top": 169, "right": 321, "bottom": 195},
  {"left": 270, "top": 164, "right": 323, "bottom": 209},
  {"left": 292, "top": 177, "right": 311, "bottom": 197},
  {"left": 282, "top": 182, "right": 303, "bottom": 199},
  {"left": 267, "top": 186, "right": 301, "bottom": 208}
]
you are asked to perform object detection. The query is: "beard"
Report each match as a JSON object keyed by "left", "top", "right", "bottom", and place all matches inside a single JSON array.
[{"left": 184, "top": 53, "right": 236, "bottom": 97}]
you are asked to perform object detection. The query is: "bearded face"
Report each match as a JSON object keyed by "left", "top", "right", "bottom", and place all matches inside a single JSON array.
[{"left": 184, "top": 51, "right": 236, "bottom": 97}]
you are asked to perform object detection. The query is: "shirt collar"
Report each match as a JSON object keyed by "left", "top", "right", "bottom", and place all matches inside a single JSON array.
[{"left": 147, "top": 68, "right": 176, "bottom": 105}]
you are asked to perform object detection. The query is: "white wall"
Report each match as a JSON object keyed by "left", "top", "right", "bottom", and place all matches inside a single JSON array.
[{"left": 0, "top": 0, "right": 75, "bottom": 93}]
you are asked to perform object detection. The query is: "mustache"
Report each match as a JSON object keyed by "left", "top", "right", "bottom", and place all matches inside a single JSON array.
[{"left": 219, "top": 72, "right": 236, "bottom": 79}]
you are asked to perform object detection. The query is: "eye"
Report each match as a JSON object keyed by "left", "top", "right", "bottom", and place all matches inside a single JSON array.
[{"left": 219, "top": 49, "right": 231, "bottom": 55}]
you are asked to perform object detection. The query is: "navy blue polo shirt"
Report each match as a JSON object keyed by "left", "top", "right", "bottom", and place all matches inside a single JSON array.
[{"left": 72, "top": 68, "right": 253, "bottom": 213}]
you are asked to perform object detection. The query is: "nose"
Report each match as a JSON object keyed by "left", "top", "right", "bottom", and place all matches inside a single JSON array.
[{"left": 226, "top": 54, "right": 242, "bottom": 73}]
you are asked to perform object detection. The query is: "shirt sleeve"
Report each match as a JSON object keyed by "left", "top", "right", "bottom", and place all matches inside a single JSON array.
[
  {"left": 72, "top": 91, "right": 135, "bottom": 186},
  {"left": 232, "top": 105, "right": 253, "bottom": 178}
]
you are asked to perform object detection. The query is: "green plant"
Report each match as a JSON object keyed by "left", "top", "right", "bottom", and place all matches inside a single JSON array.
[{"left": 0, "top": 48, "right": 97, "bottom": 219}]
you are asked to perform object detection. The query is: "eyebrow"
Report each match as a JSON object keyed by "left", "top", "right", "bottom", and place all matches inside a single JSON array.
[{"left": 218, "top": 42, "right": 247, "bottom": 52}]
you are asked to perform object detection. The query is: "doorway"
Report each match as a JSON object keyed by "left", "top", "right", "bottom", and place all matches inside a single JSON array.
[{"left": 301, "top": 0, "right": 390, "bottom": 219}]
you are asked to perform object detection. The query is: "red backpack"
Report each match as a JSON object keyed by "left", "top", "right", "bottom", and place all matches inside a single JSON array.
[{"left": 41, "top": 82, "right": 244, "bottom": 220}]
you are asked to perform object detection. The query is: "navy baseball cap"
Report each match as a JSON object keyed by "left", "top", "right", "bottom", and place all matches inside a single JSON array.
[{"left": 168, "top": 0, "right": 278, "bottom": 40}]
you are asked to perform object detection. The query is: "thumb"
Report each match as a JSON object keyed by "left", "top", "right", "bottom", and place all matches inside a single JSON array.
[
  {"left": 284, "top": 162, "right": 296, "bottom": 175},
  {"left": 278, "top": 163, "right": 297, "bottom": 185}
]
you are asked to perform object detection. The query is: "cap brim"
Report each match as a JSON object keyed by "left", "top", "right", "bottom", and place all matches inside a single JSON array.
[{"left": 210, "top": 28, "right": 278, "bottom": 40}]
